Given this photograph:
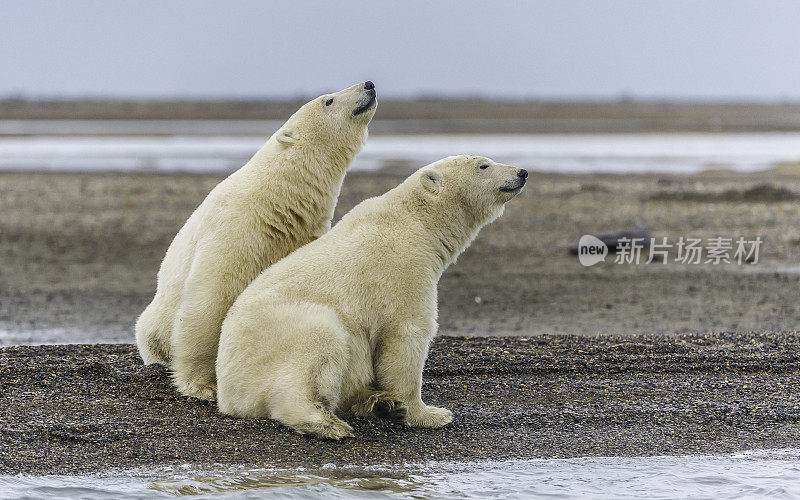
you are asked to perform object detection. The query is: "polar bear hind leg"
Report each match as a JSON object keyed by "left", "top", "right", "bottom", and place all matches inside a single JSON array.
[
  {"left": 219, "top": 300, "right": 356, "bottom": 439},
  {"left": 170, "top": 265, "right": 232, "bottom": 400},
  {"left": 135, "top": 296, "right": 174, "bottom": 365},
  {"left": 268, "top": 323, "right": 355, "bottom": 439}
]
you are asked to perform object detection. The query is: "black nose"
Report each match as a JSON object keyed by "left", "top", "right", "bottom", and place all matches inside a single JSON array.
[
  {"left": 517, "top": 169, "right": 528, "bottom": 179},
  {"left": 364, "top": 81, "right": 374, "bottom": 90}
]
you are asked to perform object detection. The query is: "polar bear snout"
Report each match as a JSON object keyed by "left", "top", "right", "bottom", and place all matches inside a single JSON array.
[
  {"left": 500, "top": 170, "right": 527, "bottom": 193},
  {"left": 353, "top": 82, "right": 377, "bottom": 116}
]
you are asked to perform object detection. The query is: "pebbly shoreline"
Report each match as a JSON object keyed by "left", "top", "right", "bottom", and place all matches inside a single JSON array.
[{"left": 2, "top": 334, "right": 800, "bottom": 475}]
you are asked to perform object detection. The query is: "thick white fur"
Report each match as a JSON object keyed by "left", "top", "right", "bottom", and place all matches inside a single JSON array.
[
  {"left": 135, "top": 82, "right": 377, "bottom": 400},
  {"left": 216, "top": 155, "right": 526, "bottom": 439}
]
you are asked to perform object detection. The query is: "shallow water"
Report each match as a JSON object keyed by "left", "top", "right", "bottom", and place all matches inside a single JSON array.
[
  {"left": 4, "top": 450, "right": 800, "bottom": 499},
  {"left": 0, "top": 124, "right": 799, "bottom": 174}
]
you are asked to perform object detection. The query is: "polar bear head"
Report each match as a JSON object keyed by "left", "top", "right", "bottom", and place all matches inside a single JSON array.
[
  {"left": 275, "top": 81, "right": 377, "bottom": 156},
  {"left": 416, "top": 155, "right": 527, "bottom": 222},
  {"left": 405, "top": 155, "right": 527, "bottom": 264}
]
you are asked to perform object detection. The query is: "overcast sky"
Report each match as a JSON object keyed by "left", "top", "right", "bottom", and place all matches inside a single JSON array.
[{"left": 2, "top": 0, "right": 799, "bottom": 100}]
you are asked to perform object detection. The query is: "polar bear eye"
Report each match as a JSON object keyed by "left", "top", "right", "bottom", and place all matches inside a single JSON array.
[
  {"left": 325, "top": 98, "right": 334, "bottom": 106},
  {"left": 479, "top": 164, "right": 489, "bottom": 170}
]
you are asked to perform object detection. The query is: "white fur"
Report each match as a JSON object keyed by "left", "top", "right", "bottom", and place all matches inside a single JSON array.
[
  {"left": 216, "top": 155, "right": 526, "bottom": 438},
  {"left": 135, "top": 82, "right": 377, "bottom": 400}
]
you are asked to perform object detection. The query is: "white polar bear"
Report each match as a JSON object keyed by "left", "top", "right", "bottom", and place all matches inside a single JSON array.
[
  {"left": 216, "top": 155, "right": 528, "bottom": 439},
  {"left": 135, "top": 81, "right": 378, "bottom": 400}
]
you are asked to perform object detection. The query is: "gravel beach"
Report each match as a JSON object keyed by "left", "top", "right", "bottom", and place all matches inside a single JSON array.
[
  {"left": 2, "top": 334, "right": 800, "bottom": 475},
  {"left": 2, "top": 167, "right": 800, "bottom": 475}
]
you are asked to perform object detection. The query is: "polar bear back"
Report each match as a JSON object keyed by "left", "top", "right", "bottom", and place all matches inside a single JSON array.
[{"left": 223, "top": 155, "right": 524, "bottom": 342}]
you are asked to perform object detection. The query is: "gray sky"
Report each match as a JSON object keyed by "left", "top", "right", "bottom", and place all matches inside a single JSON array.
[{"left": 2, "top": 0, "right": 799, "bottom": 100}]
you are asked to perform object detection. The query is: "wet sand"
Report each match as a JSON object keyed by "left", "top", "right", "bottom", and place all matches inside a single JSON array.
[
  {"left": 2, "top": 334, "right": 799, "bottom": 475},
  {"left": 2, "top": 168, "right": 800, "bottom": 344}
]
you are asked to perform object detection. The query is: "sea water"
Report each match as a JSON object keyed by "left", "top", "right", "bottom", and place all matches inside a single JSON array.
[
  {"left": 0, "top": 122, "right": 799, "bottom": 174},
  {"left": 3, "top": 450, "right": 800, "bottom": 499}
]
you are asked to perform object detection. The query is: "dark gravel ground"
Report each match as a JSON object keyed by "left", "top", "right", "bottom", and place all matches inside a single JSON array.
[{"left": 2, "top": 334, "right": 800, "bottom": 475}]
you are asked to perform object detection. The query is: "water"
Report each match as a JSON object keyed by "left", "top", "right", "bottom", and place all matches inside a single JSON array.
[
  {"left": 0, "top": 119, "right": 285, "bottom": 137},
  {"left": 4, "top": 450, "right": 800, "bottom": 499},
  {"left": 1, "top": 120, "right": 799, "bottom": 174}
]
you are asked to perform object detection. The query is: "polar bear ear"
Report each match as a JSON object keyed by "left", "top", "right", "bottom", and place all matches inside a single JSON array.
[
  {"left": 420, "top": 170, "right": 444, "bottom": 194},
  {"left": 276, "top": 129, "right": 298, "bottom": 147}
]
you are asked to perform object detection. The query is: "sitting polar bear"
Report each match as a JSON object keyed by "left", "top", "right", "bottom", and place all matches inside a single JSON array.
[
  {"left": 216, "top": 155, "right": 528, "bottom": 439},
  {"left": 135, "top": 81, "right": 378, "bottom": 400}
]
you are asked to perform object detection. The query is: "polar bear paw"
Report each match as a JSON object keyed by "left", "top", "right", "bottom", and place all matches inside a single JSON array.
[
  {"left": 349, "top": 391, "right": 407, "bottom": 423},
  {"left": 176, "top": 379, "right": 217, "bottom": 401},
  {"left": 405, "top": 405, "right": 453, "bottom": 428},
  {"left": 293, "top": 414, "right": 354, "bottom": 440}
]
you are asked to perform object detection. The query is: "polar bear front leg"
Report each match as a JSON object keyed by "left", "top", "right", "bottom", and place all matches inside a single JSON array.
[{"left": 374, "top": 322, "right": 452, "bottom": 428}]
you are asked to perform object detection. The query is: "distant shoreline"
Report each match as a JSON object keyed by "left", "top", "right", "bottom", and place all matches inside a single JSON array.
[{"left": 2, "top": 99, "right": 800, "bottom": 133}]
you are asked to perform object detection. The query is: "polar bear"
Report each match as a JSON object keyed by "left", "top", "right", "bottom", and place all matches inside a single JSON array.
[
  {"left": 216, "top": 155, "right": 528, "bottom": 438},
  {"left": 135, "top": 81, "right": 378, "bottom": 400}
]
